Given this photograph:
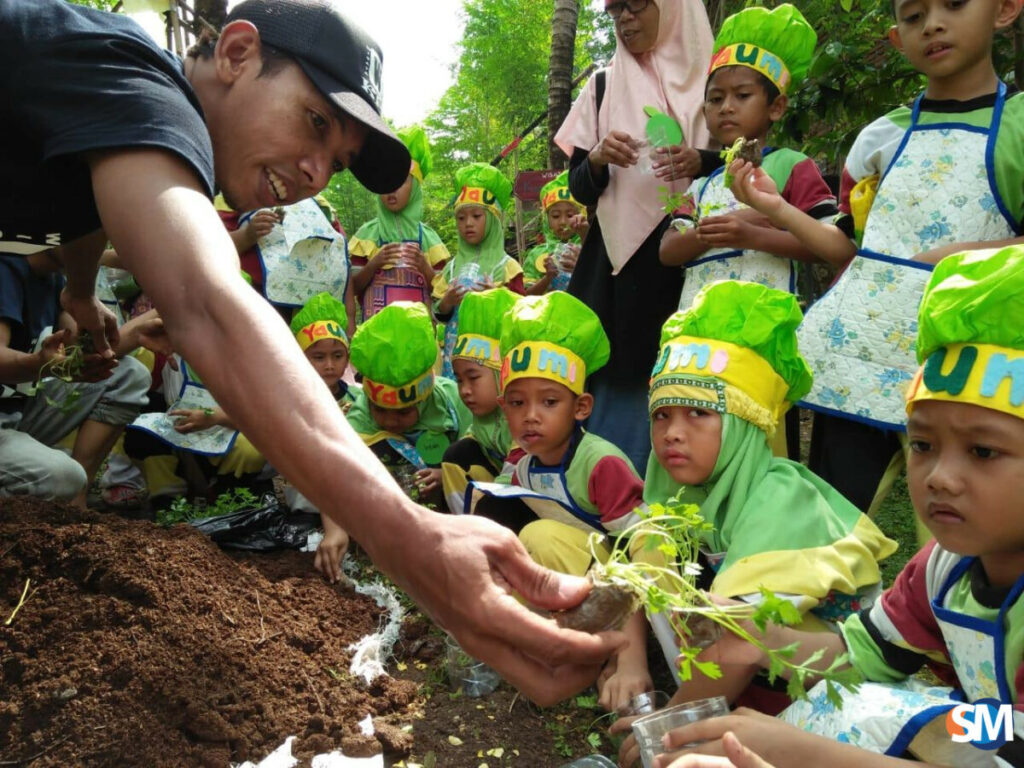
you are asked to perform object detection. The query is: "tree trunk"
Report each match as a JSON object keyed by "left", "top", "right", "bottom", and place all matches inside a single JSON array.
[
  {"left": 548, "top": 0, "right": 579, "bottom": 170},
  {"left": 192, "top": 0, "right": 227, "bottom": 35}
]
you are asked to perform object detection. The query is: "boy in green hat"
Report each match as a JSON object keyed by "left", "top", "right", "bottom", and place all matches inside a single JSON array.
[
  {"left": 349, "top": 126, "right": 451, "bottom": 319},
  {"left": 346, "top": 301, "right": 471, "bottom": 510},
  {"left": 467, "top": 291, "right": 644, "bottom": 576},
  {"left": 170, "top": 291, "right": 359, "bottom": 482},
  {"left": 520, "top": 171, "right": 588, "bottom": 295},
  {"left": 603, "top": 281, "right": 894, "bottom": 733},
  {"left": 433, "top": 162, "right": 525, "bottom": 378},
  {"left": 440, "top": 288, "right": 522, "bottom": 514},
  {"left": 662, "top": 247, "right": 1024, "bottom": 766},
  {"left": 660, "top": 4, "right": 838, "bottom": 316},
  {"left": 726, "top": 0, "right": 1024, "bottom": 516}
]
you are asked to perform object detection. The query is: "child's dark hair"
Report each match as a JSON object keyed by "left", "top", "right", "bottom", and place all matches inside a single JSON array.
[
  {"left": 704, "top": 65, "right": 782, "bottom": 103},
  {"left": 187, "top": 29, "right": 292, "bottom": 78}
]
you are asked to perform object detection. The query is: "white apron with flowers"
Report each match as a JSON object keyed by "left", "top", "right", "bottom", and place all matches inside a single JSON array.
[
  {"left": 677, "top": 162, "right": 793, "bottom": 311},
  {"left": 797, "top": 84, "right": 1017, "bottom": 429},
  {"left": 248, "top": 197, "right": 351, "bottom": 308},
  {"left": 128, "top": 357, "right": 238, "bottom": 456},
  {"left": 781, "top": 553, "right": 1024, "bottom": 764}
]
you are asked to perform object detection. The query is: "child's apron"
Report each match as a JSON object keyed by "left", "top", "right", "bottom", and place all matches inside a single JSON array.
[
  {"left": 466, "top": 431, "right": 604, "bottom": 533},
  {"left": 677, "top": 152, "right": 794, "bottom": 311},
  {"left": 797, "top": 84, "right": 1017, "bottom": 429},
  {"left": 128, "top": 357, "right": 239, "bottom": 456},
  {"left": 360, "top": 224, "right": 431, "bottom": 320},
  {"left": 780, "top": 556, "right": 1024, "bottom": 761},
  {"left": 247, "top": 198, "right": 351, "bottom": 309}
]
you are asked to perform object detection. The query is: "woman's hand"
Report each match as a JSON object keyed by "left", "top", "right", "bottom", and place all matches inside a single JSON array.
[
  {"left": 590, "top": 130, "right": 640, "bottom": 170},
  {"left": 654, "top": 145, "right": 702, "bottom": 181}
]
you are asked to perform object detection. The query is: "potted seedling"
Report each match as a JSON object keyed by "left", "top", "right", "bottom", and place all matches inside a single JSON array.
[
  {"left": 32, "top": 329, "right": 95, "bottom": 415},
  {"left": 720, "top": 136, "right": 763, "bottom": 187},
  {"left": 546, "top": 499, "right": 862, "bottom": 706}
]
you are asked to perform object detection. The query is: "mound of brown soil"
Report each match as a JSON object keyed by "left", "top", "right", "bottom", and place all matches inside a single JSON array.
[{"left": 0, "top": 498, "right": 418, "bottom": 767}]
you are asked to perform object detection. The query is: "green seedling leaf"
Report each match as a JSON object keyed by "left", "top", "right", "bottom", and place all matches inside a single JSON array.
[{"left": 587, "top": 732, "right": 603, "bottom": 750}]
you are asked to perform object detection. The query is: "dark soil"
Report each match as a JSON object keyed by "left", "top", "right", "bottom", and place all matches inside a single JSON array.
[{"left": 0, "top": 498, "right": 617, "bottom": 767}]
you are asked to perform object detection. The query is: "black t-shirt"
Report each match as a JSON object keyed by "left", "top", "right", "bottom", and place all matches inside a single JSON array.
[{"left": 0, "top": 0, "right": 214, "bottom": 254}]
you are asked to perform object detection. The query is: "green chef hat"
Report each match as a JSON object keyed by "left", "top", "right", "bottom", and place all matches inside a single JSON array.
[
  {"left": 454, "top": 162, "right": 513, "bottom": 219},
  {"left": 499, "top": 292, "right": 609, "bottom": 396},
  {"left": 350, "top": 301, "right": 437, "bottom": 409},
  {"left": 291, "top": 292, "right": 349, "bottom": 351},
  {"left": 453, "top": 288, "right": 519, "bottom": 371},
  {"left": 539, "top": 170, "right": 585, "bottom": 214},
  {"left": 710, "top": 4, "right": 817, "bottom": 94},
  {"left": 398, "top": 125, "right": 433, "bottom": 182},
  {"left": 906, "top": 245, "right": 1024, "bottom": 420},
  {"left": 650, "top": 281, "right": 812, "bottom": 435}
]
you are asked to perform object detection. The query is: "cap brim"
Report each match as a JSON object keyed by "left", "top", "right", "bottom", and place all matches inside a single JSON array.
[{"left": 296, "top": 60, "right": 411, "bottom": 195}]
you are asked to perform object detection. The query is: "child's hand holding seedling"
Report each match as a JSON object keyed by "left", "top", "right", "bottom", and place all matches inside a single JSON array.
[
  {"left": 694, "top": 213, "right": 760, "bottom": 251},
  {"left": 169, "top": 407, "right": 226, "bottom": 433},
  {"left": 59, "top": 288, "right": 119, "bottom": 359},
  {"left": 413, "top": 467, "right": 441, "bottom": 496},
  {"left": 728, "top": 161, "right": 783, "bottom": 219},
  {"left": 35, "top": 328, "right": 72, "bottom": 373}
]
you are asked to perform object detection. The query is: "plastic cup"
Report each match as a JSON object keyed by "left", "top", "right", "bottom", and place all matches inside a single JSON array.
[
  {"left": 454, "top": 262, "right": 485, "bottom": 291},
  {"left": 445, "top": 636, "right": 500, "bottom": 697},
  {"left": 630, "top": 696, "right": 730, "bottom": 768},
  {"left": 632, "top": 138, "right": 657, "bottom": 175}
]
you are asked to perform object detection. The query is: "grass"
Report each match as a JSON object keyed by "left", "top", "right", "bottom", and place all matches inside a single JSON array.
[{"left": 870, "top": 471, "right": 920, "bottom": 587}]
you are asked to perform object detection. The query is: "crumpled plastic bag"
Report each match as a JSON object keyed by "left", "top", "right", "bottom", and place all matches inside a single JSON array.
[{"left": 189, "top": 496, "right": 320, "bottom": 552}]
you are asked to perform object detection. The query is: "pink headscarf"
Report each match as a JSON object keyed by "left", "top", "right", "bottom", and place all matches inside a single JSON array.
[{"left": 555, "top": 0, "right": 712, "bottom": 275}]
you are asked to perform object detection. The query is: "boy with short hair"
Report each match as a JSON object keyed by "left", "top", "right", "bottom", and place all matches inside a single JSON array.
[
  {"left": 660, "top": 4, "right": 839, "bottom": 311},
  {"left": 468, "top": 291, "right": 644, "bottom": 575},
  {"left": 521, "top": 171, "right": 588, "bottom": 295},
  {"left": 727, "top": 0, "right": 1024, "bottom": 512},
  {"left": 668, "top": 246, "right": 1024, "bottom": 766},
  {"left": 440, "top": 288, "right": 520, "bottom": 514}
]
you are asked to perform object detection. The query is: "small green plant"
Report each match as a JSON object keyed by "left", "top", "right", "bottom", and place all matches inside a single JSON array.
[
  {"left": 157, "top": 487, "right": 260, "bottom": 527},
  {"left": 33, "top": 330, "right": 95, "bottom": 415},
  {"left": 587, "top": 499, "right": 863, "bottom": 707},
  {"left": 720, "top": 137, "right": 763, "bottom": 187}
]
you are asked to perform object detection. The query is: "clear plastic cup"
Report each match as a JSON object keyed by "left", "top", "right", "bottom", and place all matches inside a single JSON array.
[
  {"left": 630, "top": 696, "right": 730, "bottom": 768},
  {"left": 632, "top": 138, "right": 657, "bottom": 175},
  {"left": 453, "top": 262, "right": 485, "bottom": 291},
  {"left": 559, "top": 757, "right": 617, "bottom": 767},
  {"left": 445, "top": 636, "right": 501, "bottom": 697}
]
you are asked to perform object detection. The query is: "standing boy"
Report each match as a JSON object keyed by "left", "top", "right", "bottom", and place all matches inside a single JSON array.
[
  {"left": 728, "top": 0, "right": 1024, "bottom": 512},
  {"left": 469, "top": 291, "right": 645, "bottom": 576}
]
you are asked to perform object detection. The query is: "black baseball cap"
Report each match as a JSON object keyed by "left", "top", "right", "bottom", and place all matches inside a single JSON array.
[{"left": 227, "top": 0, "right": 411, "bottom": 194}]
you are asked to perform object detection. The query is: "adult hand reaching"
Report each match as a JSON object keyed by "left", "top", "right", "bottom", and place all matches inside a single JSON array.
[
  {"left": 653, "top": 144, "right": 702, "bottom": 181},
  {"left": 60, "top": 288, "right": 119, "bottom": 359},
  {"left": 362, "top": 509, "right": 625, "bottom": 706}
]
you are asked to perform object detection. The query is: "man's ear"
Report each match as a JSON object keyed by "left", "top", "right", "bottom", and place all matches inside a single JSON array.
[
  {"left": 768, "top": 93, "right": 788, "bottom": 123},
  {"left": 574, "top": 392, "right": 594, "bottom": 421},
  {"left": 887, "top": 24, "right": 904, "bottom": 53},
  {"left": 214, "top": 20, "right": 263, "bottom": 85}
]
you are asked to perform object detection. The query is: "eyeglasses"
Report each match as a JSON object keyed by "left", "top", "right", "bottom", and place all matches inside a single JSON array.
[{"left": 606, "top": 0, "right": 651, "bottom": 20}]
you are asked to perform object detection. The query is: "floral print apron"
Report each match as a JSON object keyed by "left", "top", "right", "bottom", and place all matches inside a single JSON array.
[{"left": 797, "top": 84, "right": 1017, "bottom": 429}]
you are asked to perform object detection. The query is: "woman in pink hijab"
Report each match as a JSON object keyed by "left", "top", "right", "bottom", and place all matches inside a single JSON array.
[{"left": 554, "top": 0, "right": 716, "bottom": 473}]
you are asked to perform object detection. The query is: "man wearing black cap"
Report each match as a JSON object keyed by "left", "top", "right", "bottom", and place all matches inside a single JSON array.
[{"left": 0, "top": 0, "right": 621, "bottom": 705}]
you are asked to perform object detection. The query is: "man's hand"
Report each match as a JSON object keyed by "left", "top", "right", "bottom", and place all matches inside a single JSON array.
[
  {"left": 653, "top": 144, "right": 702, "bottom": 181},
  {"left": 60, "top": 289, "right": 119, "bottom": 358},
  {"left": 367, "top": 510, "right": 625, "bottom": 706},
  {"left": 314, "top": 525, "right": 350, "bottom": 584}
]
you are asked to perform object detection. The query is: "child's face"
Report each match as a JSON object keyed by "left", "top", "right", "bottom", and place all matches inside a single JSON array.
[
  {"left": 380, "top": 175, "right": 414, "bottom": 213},
  {"left": 369, "top": 402, "right": 420, "bottom": 434},
  {"left": 889, "top": 0, "right": 1019, "bottom": 96},
  {"left": 499, "top": 378, "right": 593, "bottom": 465},
  {"left": 546, "top": 202, "right": 578, "bottom": 242},
  {"left": 907, "top": 400, "right": 1024, "bottom": 586},
  {"left": 703, "top": 67, "right": 786, "bottom": 148},
  {"left": 452, "top": 359, "right": 500, "bottom": 417},
  {"left": 304, "top": 339, "right": 349, "bottom": 390},
  {"left": 456, "top": 206, "right": 488, "bottom": 245},
  {"left": 651, "top": 406, "right": 722, "bottom": 486}
]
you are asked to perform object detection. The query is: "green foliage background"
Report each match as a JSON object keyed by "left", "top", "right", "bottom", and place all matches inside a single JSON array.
[{"left": 72, "top": 0, "right": 1022, "bottom": 241}]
